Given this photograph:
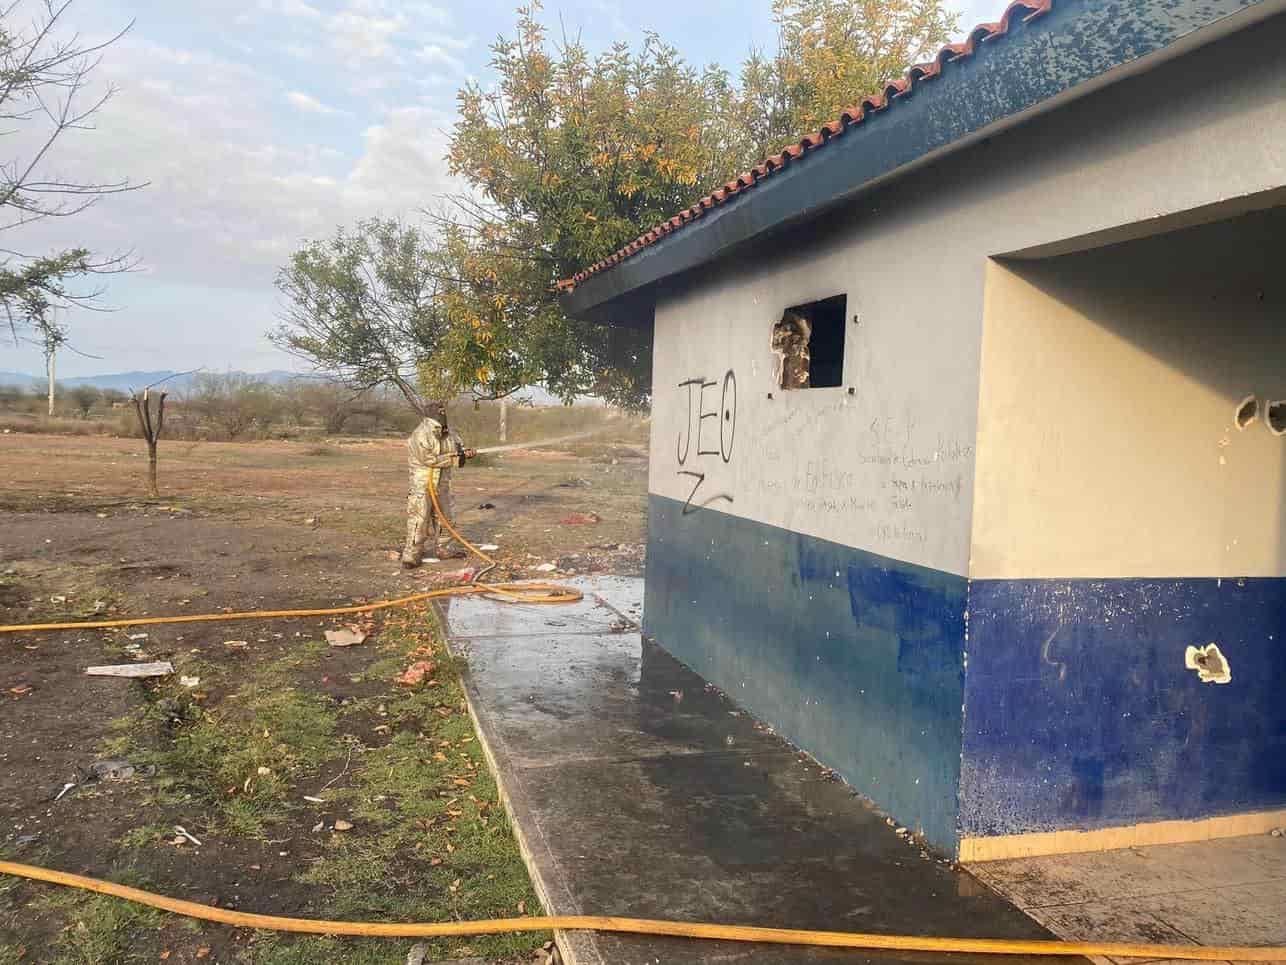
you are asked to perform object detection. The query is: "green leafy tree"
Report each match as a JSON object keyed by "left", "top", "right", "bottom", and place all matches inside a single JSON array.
[
  {"left": 736, "top": 0, "right": 958, "bottom": 158},
  {"left": 272, "top": 218, "right": 456, "bottom": 416},
  {"left": 443, "top": 4, "right": 745, "bottom": 407},
  {"left": 441, "top": 0, "right": 956, "bottom": 406},
  {"left": 276, "top": 1, "right": 958, "bottom": 410}
]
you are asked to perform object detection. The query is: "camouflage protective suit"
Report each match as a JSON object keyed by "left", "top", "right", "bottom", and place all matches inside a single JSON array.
[{"left": 401, "top": 416, "right": 464, "bottom": 566}]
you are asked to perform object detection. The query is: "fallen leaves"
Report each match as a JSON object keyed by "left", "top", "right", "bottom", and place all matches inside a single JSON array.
[{"left": 397, "top": 660, "right": 437, "bottom": 687}]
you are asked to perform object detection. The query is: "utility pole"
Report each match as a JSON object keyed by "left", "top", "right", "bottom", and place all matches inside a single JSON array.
[{"left": 46, "top": 347, "right": 55, "bottom": 417}]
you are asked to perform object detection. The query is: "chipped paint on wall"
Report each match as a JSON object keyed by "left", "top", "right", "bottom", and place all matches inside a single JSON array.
[
  {"left": 960, "top": 576, "right": 1286, "bottom": 837},
  {"left": 1186, "top": 642, "right": 1232, "bottom": 684}
]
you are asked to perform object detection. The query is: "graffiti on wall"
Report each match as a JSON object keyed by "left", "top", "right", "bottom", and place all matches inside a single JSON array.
[{"left": 676, "top": 371, "right": 737, "bottom": 515}]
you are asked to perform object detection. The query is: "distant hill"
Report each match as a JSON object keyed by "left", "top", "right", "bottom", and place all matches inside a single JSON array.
[
  {"left": 0, "top": 369, "right": 299, "bottom": 392},
  {"left": 0, "top": 369, "right": 605, "bottom": 406}
]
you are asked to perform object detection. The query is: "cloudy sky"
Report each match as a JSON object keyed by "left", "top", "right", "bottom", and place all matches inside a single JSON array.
[{"left": 4, "top": 0, "right": 997, "bottom": 377}]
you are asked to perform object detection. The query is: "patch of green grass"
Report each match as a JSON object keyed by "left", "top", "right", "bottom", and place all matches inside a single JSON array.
[
  {"left": 257, "top": 609, "right": 547, "bottom": 962},
  {"left": 81, "top": 606, "right": 543, "bottom": 964},
  {"left": 20, "top": 865, "right": 165, "bottom": 965},
  {"left": 154, "top": 684, "right": 340, "bottom": 836},
  {"left": 116, "top": 824, "right": 171, "bottom": 850},
  {"left": 110, "top": 646, "right": 341, "bottom": 837},
  {"left": 42, "top": 892, "right": 165, "bottom": 965}
]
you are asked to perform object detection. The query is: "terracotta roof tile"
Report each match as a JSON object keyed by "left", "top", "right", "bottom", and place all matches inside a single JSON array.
[{"left": 558, "top": 0, "right": 1052, "bottom": 292}]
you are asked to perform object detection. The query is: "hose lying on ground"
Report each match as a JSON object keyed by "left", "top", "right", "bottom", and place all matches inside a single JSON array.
[
  {"left": 2, "top": 480, "right": 1284, "bottom": 959},
  {"left": 0, "top": 859, "right": 1283, "bottom": 959}
]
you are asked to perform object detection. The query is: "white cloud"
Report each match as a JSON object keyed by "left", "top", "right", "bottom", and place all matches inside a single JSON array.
[
  {"left": 7, "top": 27, "right": 462, "bottom": 374},
  {"left": 327, "top": 8, "right": 407, "bottom": 62},
  {"left": 416, "top": 43, "right": 465, "bottom": 72},
  {"left": 268, "top": 0, "right": 323, "bottom": 17},
  {"left": 286, "top": 90, "right": 339, "bottom": 114}
]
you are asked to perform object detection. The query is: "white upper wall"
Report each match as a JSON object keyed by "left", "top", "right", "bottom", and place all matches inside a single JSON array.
[
  {"left": 974, "top": 211, "right": 1286, "bottom": 580},
  {"left": 648, "top": 11, "right": 1286, "bottom": 578}
]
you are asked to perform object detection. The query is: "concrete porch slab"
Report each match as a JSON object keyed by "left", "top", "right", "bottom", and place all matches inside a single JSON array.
[
  {"left": 443, "top": 577, "right": 1080, "bottom": 965},
  {"left": 968, "top": 836, "right": 1286, "bottom": 965}
]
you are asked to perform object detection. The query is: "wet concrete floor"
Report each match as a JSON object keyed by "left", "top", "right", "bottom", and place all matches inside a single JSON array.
[{"left": 444, "top": 577, "right": 1080, "bottom": 965}]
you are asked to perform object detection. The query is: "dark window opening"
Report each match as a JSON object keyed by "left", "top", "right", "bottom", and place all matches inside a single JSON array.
[{"left": 772, "top": 294, "right": 846, "bottom": 390}]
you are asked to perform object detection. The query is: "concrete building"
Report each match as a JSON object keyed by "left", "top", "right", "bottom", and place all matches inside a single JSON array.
[{"left": 559, "top": 0, "right": 1286, "bottom": 861}]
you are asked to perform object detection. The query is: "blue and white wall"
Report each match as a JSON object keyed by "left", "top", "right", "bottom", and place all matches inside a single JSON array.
[
  {"left": 961, "top": 211, "right": 1286, "bottom": 858},
  {"left": 643, "top": 8, "right": 1286, "bottom": 857}
]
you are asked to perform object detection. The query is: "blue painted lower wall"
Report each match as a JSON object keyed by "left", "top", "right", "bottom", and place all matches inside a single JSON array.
[
  {"left": 961, "top": 577, "right": 1286, "bottom": 837},
  {"left": 644, "top": 494, "right": 968, "bottom": 853}
]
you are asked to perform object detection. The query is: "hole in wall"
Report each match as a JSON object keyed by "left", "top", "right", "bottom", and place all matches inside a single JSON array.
[
  {"left": 1185, "top": 643, "right": 1231, "bottom": 685},
  {"left": 1268, "top": 400, "right": 1286, "bottom": 436},
  {"left": 771, "top": 294, "right": 846, "bottom": 390},
  {"left": 1235, "top": 396, "right": 1259, "bottom": 430}
]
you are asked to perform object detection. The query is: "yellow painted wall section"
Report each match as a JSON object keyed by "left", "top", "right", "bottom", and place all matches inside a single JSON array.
[{"left": 972, "top": 208, "right": 1286, "bottom": 580}]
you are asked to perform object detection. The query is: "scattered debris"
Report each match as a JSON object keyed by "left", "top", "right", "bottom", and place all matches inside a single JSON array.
[
  {"left": 53, "top": 782, "right": 76, "bottom": 802},
  {"left": 8, "top": 685, "right": 32, "bottom": 698},
  {"left": 333, "top": 819, "right": 354, "bottom": 832},
  {"left": 88, "top": 760, "right": 136, "bottom": 782},
  {"left": 534, "top": 563, "right": 557, "bottom": 573},
  {"left": 179, "top": 676, "right": 201, "bottom": 688},
  {"left": 49, "top": 595, "right": 67, "bottom": 604},
  {"left": 559, "top": 512, "right": 600, "bottom": 525},
  {"left": 406, "top": 943, "right": 429, "bottom": 965},
  {"left": 478, "top": 543, "right": 500, "bottom": 552},
  {"left": 126, "top": 632, "right": 148, "bottom": 641},
  {"left": 444, "top": 567, "right": 477, "bottom": 582},
  {"left": 173, "top": 825, "right": 202, "bottom": 846},
  {"left": 669, "top": 689, "right": 683, "bottom": 702},
  {"left": 224, "top": 640, "right": 250, "bottom": 650},
  {"left": 477, "top": 502, "right": 496, "bottom": 510},
  {"left": 303, "top": 795, "right": 325, "bottom": 804},
  {"left": 397, "top": 660, "right": 437, "bottom": 687},
  {"left": 1271, "top": 827, "right": 1282, "bottom": 838},
  {"left": 325, "top": 627, "right": 368, "bottom": 647},
  {"left": 85, "top": 661, "right": 173, "bottom": 678}
]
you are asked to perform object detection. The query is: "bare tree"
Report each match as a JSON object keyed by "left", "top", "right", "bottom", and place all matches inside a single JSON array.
[
  {"left": 0, "top": 0, "right": 143, "bottom": 358},
  {"left": 130, "top": 385, "right": 164, "bottom": 497}
]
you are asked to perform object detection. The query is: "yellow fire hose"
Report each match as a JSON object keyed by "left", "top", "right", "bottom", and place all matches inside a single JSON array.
[
  {"left": 1, "top": 475, "right": 1284, "bottom": 959},
  {"left": 0, "top": 857, "right": 1282, "bottom": 960}
]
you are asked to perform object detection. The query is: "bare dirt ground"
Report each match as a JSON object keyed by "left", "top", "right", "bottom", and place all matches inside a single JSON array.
[{"left": 0, "top": 430, "right": 648, "bottom": 964}]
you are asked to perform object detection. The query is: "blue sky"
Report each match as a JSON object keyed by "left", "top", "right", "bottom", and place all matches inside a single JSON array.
[{"left": 4, "top": 0, "right": 998, "bottom": 377}]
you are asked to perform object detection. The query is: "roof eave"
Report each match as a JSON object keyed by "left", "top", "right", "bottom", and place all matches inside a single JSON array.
[{"left": 561, "top": 0, "right": 1283, "bottom": 325}]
